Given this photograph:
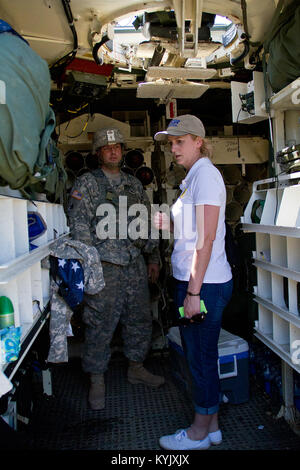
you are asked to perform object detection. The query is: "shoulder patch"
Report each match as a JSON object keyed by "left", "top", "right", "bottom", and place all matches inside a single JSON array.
[{"left": 71, "top": 189, "right": 83, "bottom": 200}]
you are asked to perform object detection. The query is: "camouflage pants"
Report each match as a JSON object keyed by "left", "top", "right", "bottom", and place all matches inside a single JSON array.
[{"left": 82, "top": 255, "right": 152, "bottom": 374}]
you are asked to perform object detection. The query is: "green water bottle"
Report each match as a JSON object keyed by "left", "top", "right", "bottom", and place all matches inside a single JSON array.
[{"left": 0, "top": 296, "right": 15, "bottom": 329}]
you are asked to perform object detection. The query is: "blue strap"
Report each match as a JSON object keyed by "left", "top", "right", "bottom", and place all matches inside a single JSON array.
[{"left": 0, "top": 19, "right": 29, "bottom": 45}]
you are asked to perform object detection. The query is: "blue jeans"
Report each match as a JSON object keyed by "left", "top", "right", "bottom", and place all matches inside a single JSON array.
[{"left": 174, "top": 278, "right": 233, "bottom": 415}]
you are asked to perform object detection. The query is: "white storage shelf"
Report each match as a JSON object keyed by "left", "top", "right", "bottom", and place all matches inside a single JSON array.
[
  {"left": 0, "top": 195, "right": 69, "bottom": 371},
  {"left": 242, "top": 174, "right": 300, "bottom": 373},
  {"left": 242, "top": 171, "right": 300, "bottom": 232},
  {"left": 268, "top": 76, "right": 300, "bottom": 111}
]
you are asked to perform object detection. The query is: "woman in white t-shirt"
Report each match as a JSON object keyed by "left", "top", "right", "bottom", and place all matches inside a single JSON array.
[{"left": 154, "top": 115, "right": 233, "bottom": 451}]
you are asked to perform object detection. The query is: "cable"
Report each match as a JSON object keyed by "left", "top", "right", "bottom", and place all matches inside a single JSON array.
[
  {"left": 64, "top": 110, "right": 90, "bottom": 138},
  {"left": 236, "top": 107, "right": 243, "bottom": 159},
  {"left": 230, "top": 39, "right": 250, "bottom": 65},
  {"left": 50, "top": 0, "right": 78, "bottom": 80},
  {"left": 274, "top": 171, "right": 279, "bottom": 225},
  {"left": 67, "top": 102, "right": 89, "bottom": 114},
  {"left": 236, "top": 89, "right": 257, "bottom": 159},
  {"left": 92, "top": 35, "right": 110, "bottom": 65}
]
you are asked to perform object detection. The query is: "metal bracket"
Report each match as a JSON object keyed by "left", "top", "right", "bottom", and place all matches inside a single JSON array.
[{"left": 173, "top": 0, "right": 203, "bottom": 58}]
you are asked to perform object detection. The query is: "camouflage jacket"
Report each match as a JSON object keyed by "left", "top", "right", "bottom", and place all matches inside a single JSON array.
[
  {"left": 49, "top": 237, "right": 105, "bottom": 295},
  {"left": 67, "top": 168, "right": 160, "bottom": 266}
]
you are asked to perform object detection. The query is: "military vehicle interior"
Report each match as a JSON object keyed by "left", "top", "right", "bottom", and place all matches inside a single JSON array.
[{"left": 1, "top": 0, "right": 300, "bottom": 453}]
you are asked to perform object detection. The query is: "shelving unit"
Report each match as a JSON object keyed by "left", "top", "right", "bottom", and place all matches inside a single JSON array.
[
  {"left": 0, "top": 194, "right": 69, "bottom": 380},
  {"left": 241, "top": 76, "right": 300, "bottom": 426},
  {"left": 242, "top": 172, "right": 300, "bottom": 362}
]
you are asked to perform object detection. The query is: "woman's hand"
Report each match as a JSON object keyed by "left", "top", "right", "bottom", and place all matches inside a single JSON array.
[
  {"left": 183, "top": 295, "right": 201, "bottom": 319},
  {"left": 153, "top": 211, "right": 172, "bottom": 232}
]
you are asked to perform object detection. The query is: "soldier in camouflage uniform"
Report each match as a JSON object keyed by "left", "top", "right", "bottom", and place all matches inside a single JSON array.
[{"left": 67, "top": 127, "right": 164, "bottom": 410}]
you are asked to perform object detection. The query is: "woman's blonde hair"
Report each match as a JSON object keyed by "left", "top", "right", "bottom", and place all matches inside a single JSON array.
[{"left": 191, "top": 134, "right": 212, "bottom": 158}]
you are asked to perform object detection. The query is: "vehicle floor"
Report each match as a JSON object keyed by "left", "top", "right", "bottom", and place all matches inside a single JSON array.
[{"left": 13, "top": 346, "right": 300, "bottom": 452}]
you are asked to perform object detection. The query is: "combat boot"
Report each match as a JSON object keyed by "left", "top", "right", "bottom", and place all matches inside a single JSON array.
[
  {"left": 127, "top": 361, "right": 165, "bottom": 388},
  {"left": 88, "top": 374, "right": 105, "bottom": 410}
]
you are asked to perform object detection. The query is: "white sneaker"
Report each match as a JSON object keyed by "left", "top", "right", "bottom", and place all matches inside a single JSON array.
[
  {"left": 209, "top": 429, "right": 222, "bottom": 445},
  {"left": 159, "top": 429, "right": 211, "bottom": 451}
]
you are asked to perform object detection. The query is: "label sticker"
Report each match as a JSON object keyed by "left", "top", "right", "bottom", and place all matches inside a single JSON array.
[{"left": 107, "top": 130, "right": 116, "bottom": 142}]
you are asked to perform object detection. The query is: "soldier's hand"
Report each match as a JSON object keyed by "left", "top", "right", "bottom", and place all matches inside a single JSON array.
[{"left": 147, "top": 263, "right": 160, "bottom": 283}]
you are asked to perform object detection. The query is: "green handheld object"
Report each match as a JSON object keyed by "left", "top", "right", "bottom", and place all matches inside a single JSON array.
[{"left": 179, "top": 300, "right": 207, "bottom": 317}]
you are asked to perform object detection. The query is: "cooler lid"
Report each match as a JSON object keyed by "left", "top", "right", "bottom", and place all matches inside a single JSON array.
[
  {"left": 167, "top": 327, "right": 249, "bottom": 357},
  {"left": 218, "top": 329, "right": 249, "bottom": 356}
]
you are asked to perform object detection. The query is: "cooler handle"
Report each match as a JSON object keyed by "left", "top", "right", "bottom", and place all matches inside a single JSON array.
[{"left": 218, "top": 355, "right": 238, "bottom": 379}]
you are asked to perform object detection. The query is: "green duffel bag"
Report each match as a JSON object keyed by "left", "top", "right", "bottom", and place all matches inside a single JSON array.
[
  {"left": 264, "top": 0, "right": 300, "bottom": 93},
  {"left": 0, "top": 26, "right": 56, "bottom": 191}
]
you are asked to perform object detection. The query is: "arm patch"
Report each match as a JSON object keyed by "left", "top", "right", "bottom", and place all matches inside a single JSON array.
[{"left": 71, "top": 189, "right": 83, "bottom": 201}]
